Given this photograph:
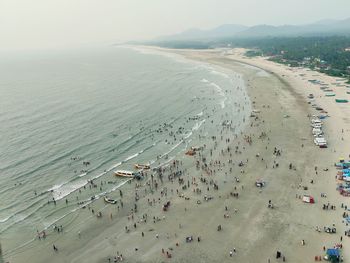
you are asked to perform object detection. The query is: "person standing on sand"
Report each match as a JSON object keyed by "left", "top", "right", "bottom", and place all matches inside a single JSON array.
[{"left": 53, "top": 244, "right": 58, "bottom": 252}]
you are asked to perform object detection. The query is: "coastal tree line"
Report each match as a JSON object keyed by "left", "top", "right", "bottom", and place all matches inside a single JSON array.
[
  {"left": 237, "top": 36, "right": 350, "bottom": 81},
  {"left": 144, "top": 36, "right": 350, "bottom": 83}
]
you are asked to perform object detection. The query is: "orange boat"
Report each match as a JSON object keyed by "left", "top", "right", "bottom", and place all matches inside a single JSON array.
[{"left": 185, "top": 150, "right": 196, "bottom": 156}]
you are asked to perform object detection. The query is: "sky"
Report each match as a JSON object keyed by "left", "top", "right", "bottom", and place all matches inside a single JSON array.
[{"left": 1, "top": 0, "right": 350, "bottom": 51}]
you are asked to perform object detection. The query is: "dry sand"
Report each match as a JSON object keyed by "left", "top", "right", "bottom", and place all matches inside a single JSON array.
[{"left": 5, "top": 47, "right": 350, "bottom": 263}]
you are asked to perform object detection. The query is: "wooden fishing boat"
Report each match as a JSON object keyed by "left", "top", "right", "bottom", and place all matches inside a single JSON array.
[
  {"left": 134, "top": 164, "right": 151, "bottom": 170},
  {"left": 104, "top": 197, "right": 117, "bottom": 204},
  {"left": 114, "top": 170, "right": 134, "bottom": 178}
]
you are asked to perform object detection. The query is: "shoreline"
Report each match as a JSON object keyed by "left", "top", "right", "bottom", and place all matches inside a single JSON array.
[
  {"left": 5, "top": 47, "right": 350, "bottom": 262},
  {"left": 170, "top": 46, "right": 350, "bottom": 260}
]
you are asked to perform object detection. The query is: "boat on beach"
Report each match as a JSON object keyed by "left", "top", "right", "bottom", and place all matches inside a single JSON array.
[
  {"left": 114, "top": 170, "right": 143, "bottom": 180},
  {"left": 134, "top": 163, "right": 151, "bottom": 170},
  {"left": 114, "top": 170, "right": 135, "bottom": 178},
  {"left": 104, "top": 196, "right": 117, "bottom": 204}
]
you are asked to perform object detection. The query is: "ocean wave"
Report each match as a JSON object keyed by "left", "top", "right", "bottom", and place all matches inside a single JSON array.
[
  {"left": 48, "top": 179, "right": 130, "bottom": 229},
  {"left": 9, "top": 138, "right": 102, "bottom": 181},
  {"left": 127, "top": 46, "right": 189, "bottom": 65},
  {"left": 78, "top": 172, "right": 87, "bottom": 177},
  {"left": 153, "top": 155, "right": 176, "bottom": 169},
  {"left": 0, "top": 199, "right": 48, "bottom": 233},
  {"left": 158, "top": 118, "right": 205, "bottom": 161},
  {"left": 200, "top": 78, "right": 209, "bottom": 83},
  {"left": 52, "top": 180, "right": 89, "bottom": 201},
  {"left": 2, "top": 237, "right": 36, "bottom": 257},
  {"left": 210, "top": 82, "right": 225, "bottom": 97},
  {"left": 123, "top": 153, "right": 139, "bottom": 163},
  {"left": 49, "top": 142, "right": 154, "bottom": 201},
  {"left": 3, "top": 179, "right": 131, "bottom": 257},
  {"left": 0, "top": 184, "right": 17, "bottom": 196},
  {"left": 210, "top": 82, "right": 227, "bottom": 109},
  {"left": 0, "top": 216, "right": 10, "bottom": 223},
  {"left": 160, "top": 140, "right": 184, "bottom": 159},
  {"left": 47, "top": 183, "right": 64, "bottom": 192},
  {"left": 192, "top": 119, "right": 206, "bottom": 132},
  {"left": 210, "top": 70, "right": 230, "bottom": 79}
]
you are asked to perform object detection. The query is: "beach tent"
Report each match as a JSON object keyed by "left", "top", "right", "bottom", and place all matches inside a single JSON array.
[
  {"left": 335, "top": 99, "right": 348, "bottom": 103},
  {"left": 325, "top": 248, "right": 340, "bottom": 262},
  {"left": 343, "top": 169, "right": 350, "bottom": 174},
  {"left": 335, "top": 162, "right": 350, "bottom": 169},
  {"left": 336, "top": 162, "right": 350, "bottom": 169},
  {"left": 302, "top": 195, "right": 314, "bottom": 203},
  {"left": 318, "top": 115, "right": 328, "bottom": 119},
  {"left": 344, "top": 176, "right": 350, "bottom": 182}
]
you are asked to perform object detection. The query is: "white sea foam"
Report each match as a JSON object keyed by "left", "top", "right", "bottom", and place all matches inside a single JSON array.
[
  {"left": 192, "top": 119, "right": 206, "bottom": 131},
  {"left": 47, "top": 183, "right": 64, "bottom": 192},
  {"left": 126, "top": 46, "right": 188, "bottom": 64},
  {"left": 50, "top": 148, "right": 144, "bottom": 201},
  {"left": 78, "top": 172, "right": 87, "bottom": 177},
  {"left": 107, "top": 161, "right": 122, "bottom": 171},
  {"left": 52, "top": 180, "right": 88, "bottom": 201},
  {"left": 123, "top": 153, "right": 139, "bottom": 162},
  {"left": 184, "top": 131, "right": 192, "bottom": 139},
  {"left": 210, "top": 70, "right": 229, "bottom": 79},
  {"left": 45, "top": 180, "right": 131, "bottom": 234},
  {"left": 160, "top": 140, "right": 184, "bottom": 159},
  {"left": 154, "top": 156, "right": 176, "bottom": 169},
  {"left": 0, "top": 216, "right": 10, "bottom": 223},
  {"left": 210, "top": 82, "right": 227, "bottom": 108}
]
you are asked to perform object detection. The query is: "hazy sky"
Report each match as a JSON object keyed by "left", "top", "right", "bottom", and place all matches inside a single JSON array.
[{"left": 1, "top": 0, "right": 349, "bottom": 51}]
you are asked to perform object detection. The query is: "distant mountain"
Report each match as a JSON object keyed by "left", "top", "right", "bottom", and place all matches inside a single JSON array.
[
  {"left": 235, "top": 18, "right": 350, "bottom": 38},
  {"left": 156, "top": 18, "right": 350, "bottom": 41},
  {"left": 312, "top": 19, "right": 339, "bottom": 26},
  {"left": 156, "top": 24, "right": 248, "bottom": 40}
]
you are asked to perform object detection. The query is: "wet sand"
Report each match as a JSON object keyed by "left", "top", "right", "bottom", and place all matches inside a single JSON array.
[{"left": 5, "top": 47, "right": 350, "bottom": 263}]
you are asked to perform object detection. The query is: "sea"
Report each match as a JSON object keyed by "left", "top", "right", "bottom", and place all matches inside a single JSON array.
[{"left": 0, "top": 46, "right": 250, "bottom": 255}]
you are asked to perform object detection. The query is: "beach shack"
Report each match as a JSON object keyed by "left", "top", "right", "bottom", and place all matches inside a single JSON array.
[
  {"left": 324, "top": 248, "right": 340, "bottom": 262},
  {"left": 302, "top": 195, "right": 315, "bottom": 204}
]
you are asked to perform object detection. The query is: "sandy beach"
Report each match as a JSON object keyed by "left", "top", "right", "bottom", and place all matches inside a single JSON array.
[{"left": 4, "top": 47, "right": 350, "bottom": 263}]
